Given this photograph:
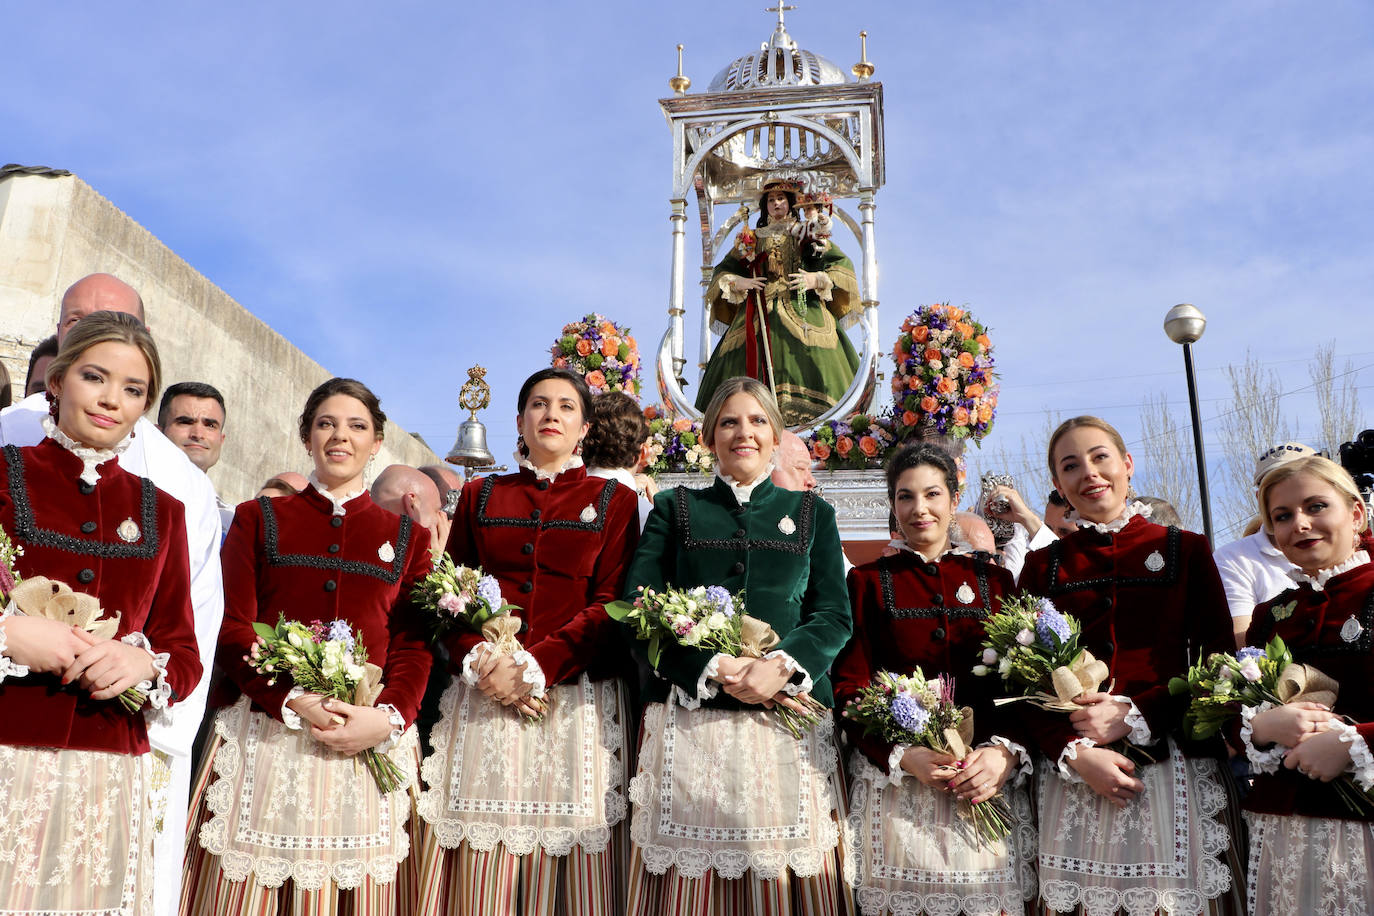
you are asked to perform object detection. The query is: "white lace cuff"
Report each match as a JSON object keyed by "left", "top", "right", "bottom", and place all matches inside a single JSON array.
[
  {"left": 374, "top": 703, "right": 405, "bottom": 753},
  {"left": 764, "top": 650, "right": 814, "bottom": 696},
  {"left": 1112, "top": 696, "right": 1154, "bottom": 746},
  {"left": 721, "top": 275, "right": 749, "bottom": 304},
  {"left": 120, "top": 632, "right": 173, "bottom": 710},
  {"left": 984, "top": 736, "right": 1034, "bottom": 780},
  {"left": 887, "top": 744, "right": 911, "bottom": 785},
  {"left": 460, "top": 643, "right": 495, "bottom": 686},
  {"left": 812, "top": 271, "right": 835, "bottom": 302},
  {"left": 676, "top": 653, "right": 727, "bottom": 710},
  {"left": 511, "top": 649, "right": 546, "bottom": 699},
  {"left": 1333, "top": 721, "right": 1374, "bottom": 791},
  {"left": 1057, "top": 737, "right": 1097, "bottom": 782},
  {"left": 0, "top": 614, "right": 32, "bottom": 682},
  {"left": 281, "top": 685, "right": 308, "bottom": 729},
  {"left": 1240, "top": 701, "right": 1286, "bottom": 774}
]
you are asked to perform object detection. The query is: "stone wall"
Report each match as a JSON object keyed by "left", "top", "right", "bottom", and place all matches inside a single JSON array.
[{"left": 0, "top": 171, "right": 439, "bottom": 504}]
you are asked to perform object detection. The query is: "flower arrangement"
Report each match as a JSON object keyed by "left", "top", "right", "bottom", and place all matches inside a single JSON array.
[
  {"left": 550, "top": 313, "right": 641, "bottom": 397},
  {"left": 891, "top": 303, "right": 998, "bottom": 443},
  {"left": 410, "top": 553, "right": 518, "bottom": 641},
  {"left": 803, "top": 412, "right": 899, "bottom": 470},
  {"left": 607, "top": 584, "right": 826, "bottom": 738},
  {"left": 843, "top": 669, "right": 1014, "bottom": 847},
  {"left": 644, "top": 409, "right": 714, "bottom": 476},
  {"left": 247, "top": 616, "right": 405, "bottom": 792},
  {"left": 0, "top": 522, "right": 22, "bottom": 603}
]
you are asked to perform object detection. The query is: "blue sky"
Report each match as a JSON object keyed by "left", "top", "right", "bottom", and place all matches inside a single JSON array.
[{"left": 5, "top": 1, "right": 1371, "bottom": 538}]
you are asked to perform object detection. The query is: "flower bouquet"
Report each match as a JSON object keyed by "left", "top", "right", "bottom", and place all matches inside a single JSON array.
[
  {"left": 409, "top": 554, "right": 542, "bottom": 718},
  {"left": 843, "top": 669, "right": 1014, "bottom": 848},
  {"left": 891, "top": 303, "right": 998, "bottom": 443},
  {"left": 550, "top": 313, "right": 641, "bottom": 397},
  {"left": 247, "top": 616, "right": 405, "bottom": 793},
  {"left": 644, "top": 412, "right": 714, "bottom": 476},
  {"left": 975, "top": 592, "right": 1154, "bottom": 765},
  {"left": 0, "top": 522, "right": 22, "bottom": 603},
  {"left": 804, "top": 412, "right": 898, "bottom": 470},
  {"left": 1168, "top": 637, "right": 1370, "bottom": 813},
  {"left": 607, "top": 584, "right": 826, "bottom": 738}
]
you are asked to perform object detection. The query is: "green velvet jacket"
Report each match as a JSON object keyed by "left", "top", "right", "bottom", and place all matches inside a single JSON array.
[{"left": 625, "top": 477, "right": 852, "bottom": 709}]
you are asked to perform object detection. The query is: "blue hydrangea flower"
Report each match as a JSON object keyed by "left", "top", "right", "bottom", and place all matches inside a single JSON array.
[
  {"left": 1035, "top": 601, "right": 1072, "bottom": 647},
  {"left": 1236, "top": 646, "right": 1265, "bottom": 661},
  {"left": 890, "top": 693, "right": 930, "bottom": 734},
  {"left": 477, "top": 575, "right": 503, "bottom": 611},
  {"left": 326, "top": 619, "right": 355, "bottom": 653},
  {"left": 703, "top": 585, "right": 735, "bottom": 617}
]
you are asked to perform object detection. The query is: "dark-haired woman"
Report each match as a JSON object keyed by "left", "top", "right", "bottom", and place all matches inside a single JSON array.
[
  {"left": 0, "top": 312, "right": 201, "bottom": 914},
  {"left": 182, "top": 377, "right": 434, "bottom": 915},
  {"left": 1018, "top": 416, "right": 1244, "bottom": 914},
  {"left": 584, "top": 390, "right": 655, "bottom": 529},
  {"left": 833, "top": 443, "right": 1036, "bottom": 915},
  {"left": 416, "top": 368, "right": 641, "bottom": 916}
]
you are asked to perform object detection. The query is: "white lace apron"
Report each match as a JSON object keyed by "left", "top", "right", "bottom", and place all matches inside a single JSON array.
[
  {"left": 0, "top": 744, "right": 155, "bottom": 915},
  {"left": 197, "top": 696, "right": 418, "bottom": 891},
  {"left": 1036, "top": 740, "right": 1233, "bottom": 915},
  {"left": 843, "top": 752, "right": 1036, "bottom": 916},
  {"left": 1246, "top": 812, "right": 1374, "bottom": 916},
  {"left": 416, "top": 675, "right": 628, "bottom": 856},
  {"left": 629, "top": 701, "right": 842, "bottom": 881}
]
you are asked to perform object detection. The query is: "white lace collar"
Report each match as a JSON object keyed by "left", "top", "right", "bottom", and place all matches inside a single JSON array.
[
  {"left": 1289, "top": 550, "right": 1371, "bottom": 593},
  {"left": 588, "top": 466, "right": 636, "bottom": 490},
  {"left": 514, "top": 451, "right": 583, "bottom": 482},
  {"left": 889, "top": 539, "right": 970, "bottom": 563},
  {"left": 716, "top": 466, "right": 772, "bottom": 505},
  {"left": 1066, "top": 499, "right": 1153, "bottom": 534},
  {"left": 42, "top": 415, "right": 131, "bottom": 487},
  {"left": 307, "top": 473, "right": 367, "bottom": 517}
]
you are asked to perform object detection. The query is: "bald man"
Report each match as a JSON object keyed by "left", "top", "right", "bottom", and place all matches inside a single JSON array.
[
  {"left": 0, "top": 272, "right": 223, "bottom": 916},
  {"left": 372, "top": 464, "right": 449, "bottom": 561},
  {"left": 420, "top": 463, "right": 464, "bottom": 519},
  {"left": 770, "top": 430, "right": 818, "bottom": 492}
]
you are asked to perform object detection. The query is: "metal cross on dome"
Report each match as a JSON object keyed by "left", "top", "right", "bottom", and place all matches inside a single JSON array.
[{"left": 766, "top": 3, "right": 796, "bottom": 29}]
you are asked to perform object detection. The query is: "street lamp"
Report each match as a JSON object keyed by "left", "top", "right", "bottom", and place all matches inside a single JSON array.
[{"left": 1163, "top": 303, "right": 1214, "bottom": 545}]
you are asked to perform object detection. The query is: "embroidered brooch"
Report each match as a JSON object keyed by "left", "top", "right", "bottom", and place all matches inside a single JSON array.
[
  {"left": 955, "top": 583, "right": 975, "bottom": 605},
  {"left": 1144, "top": 550, "right": 1165, "bottom": 573},
  {"left": 778, "top": 515, "right": 796, "bottom": 535},
  {"left": 1340, "top": 615, "right": 1364, "bottom": 643},
  {"left": 580, "top": 504, "right": 597, "bottom": 523},
  {"left": 1271, "top": 600, "right": 1296, "bottom": 622},
  {"left": 378, "top": 541, "right": 395, "bottom": 563},
  {"left": 117, "top": 519, "right": 140, "bottom": 543}
]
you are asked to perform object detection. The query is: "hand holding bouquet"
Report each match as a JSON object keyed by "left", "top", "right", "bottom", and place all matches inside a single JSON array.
[
  {"left": 844, "top": 669, "right": 1014, "bottom": 847},
  {"left": 247, "top": 616, "right": 405, "bottom": 793},
  {"left": 608, "top": 584, "right": 827, "bottom": 738}
]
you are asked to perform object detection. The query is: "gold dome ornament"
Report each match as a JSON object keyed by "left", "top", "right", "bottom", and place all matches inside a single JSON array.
[
  {"left": 851, "top": 30, "right": 875, "bottom": 81},
  {"left": 668, "top": 44, "right": 691, "bottom": 95}
]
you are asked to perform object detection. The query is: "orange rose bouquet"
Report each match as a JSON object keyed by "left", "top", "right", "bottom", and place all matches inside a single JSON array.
[
  {"left": 550, "top": 313, "right": 641, "bottom": 397},
  {"left": 891, "top": 303, "right": 998, "bottom": 443}
]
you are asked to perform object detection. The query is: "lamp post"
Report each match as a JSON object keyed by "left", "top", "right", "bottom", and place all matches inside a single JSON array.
[{"left": 1163, "top": 304, "right": 1214, "bottom": 545}]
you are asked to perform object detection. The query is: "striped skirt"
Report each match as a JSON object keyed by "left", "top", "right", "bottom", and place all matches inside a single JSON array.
[
  {"left": 626, "top": 701, "right": 851, "bottom": 916},
  {"left": 414, "top": 675, "right": 630, "bottom": 915},
  {"left": 0, "top": 744, "right": 155, "bottom": 916},
  {"left": 180, "top": 697, "right": 421, "bottom": 915},
  {"left": 1036, "top": 740, "right": 1243, "bottom": 915},
  {"left": 843, "top": 751, "right": 1036, "bottom": 916},
  {"left": 1246, "top": 811, "right": 1374, "bottom": 916}
]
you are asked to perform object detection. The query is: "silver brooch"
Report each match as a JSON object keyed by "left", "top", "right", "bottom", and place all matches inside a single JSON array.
[
  {"left": 955, "top": 583, "right": 975, "bottom": 605},
  {"left": 1144, "top": 550, "right": 1165, "bottom": 573},
  {"left": 378, "top": 541, "right": 395, "bottom": 563},
  {"left": 778, "top": 515, "right": 796, "bottom": 535},
  {"left": 117, "top": 519, "right": 140, "bottom": 543},
  {"left": 580, "top": 504, "right": 597, "bottom": 523},
  {"left": 1341, "top": 615, "right": 1364, "bottom": 643}
]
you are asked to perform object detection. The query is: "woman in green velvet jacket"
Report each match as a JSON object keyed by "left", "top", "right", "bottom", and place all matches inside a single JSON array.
[{"left": 624, "top": 377, "right": 853, "bottom": 916}]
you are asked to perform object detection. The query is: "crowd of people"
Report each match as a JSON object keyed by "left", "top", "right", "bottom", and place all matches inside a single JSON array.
[{"left": 0, "top": 272, "right": 1371, "bottom": 916}]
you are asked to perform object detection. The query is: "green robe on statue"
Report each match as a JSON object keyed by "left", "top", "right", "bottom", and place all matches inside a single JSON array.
[{"left": 694, "top": 219, "right": 861, "bottom": 425}]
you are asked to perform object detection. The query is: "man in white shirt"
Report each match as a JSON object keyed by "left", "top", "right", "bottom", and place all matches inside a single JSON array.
[
  {"left": 0, "top": 273, "right": 225, "bottom": 916},
  {"left": 985, "top": 484, "right": 1059, "bottom": 580},
  {"left": 157, "top": 381, "right": 234, "bottom": 536}
]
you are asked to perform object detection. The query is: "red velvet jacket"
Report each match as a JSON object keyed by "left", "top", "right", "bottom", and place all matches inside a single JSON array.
[
  {"left": 835, "top": 550, "right": 1021, "bottom": 769},
  {"left": 1245, "top": 560, "right": 1374, "bottom": 820},
  {"left": 1017, "top": 515, "right": 1233, "bottom": 760},
  {"left": 442, "top": 466, "right": 640, "bottom": 686},
  {"left": 0, "top": 438, "right": 200, "bottom": 754},
  {"left": 212, "top": 488, "right": 433, "bottom": 726}
]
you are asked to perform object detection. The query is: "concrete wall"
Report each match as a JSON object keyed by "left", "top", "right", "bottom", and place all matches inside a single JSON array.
[{"left": 0, "top": 172, "right": 439, "bottom": 504}]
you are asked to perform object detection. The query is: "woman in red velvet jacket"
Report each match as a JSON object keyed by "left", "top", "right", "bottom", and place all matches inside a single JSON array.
[
  {"left": 0, "top": 312, "right": 200, "bottom": 915},
  {"left": 181, "top": 378, "right": 432, "bottom": 916},
  {"left": 1017, "top": 416, "right": 1243, "bottom": 915},
  {"left": 833, "top": 443, "right": 1035, "bottom": 915},
  {"left": 1242, "top": 455, "right": 1374, "bottom": 915},
  {"left": 415, "top": 368, "right": 640, "bottom": 916}
]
